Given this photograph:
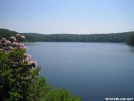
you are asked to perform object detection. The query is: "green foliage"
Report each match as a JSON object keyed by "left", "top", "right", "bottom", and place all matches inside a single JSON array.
[
  {"left": 0, "top": 49, "right": 41, "bottom": 101},
  {"left": 0, "top": 28, "right": 35, "bottom": 42},
  {"left": 1, "top": 28, "right": 134, "bottom": 42},
  {"left": 22, "top": 32, "right": 134, "bottom": 43},
  {"left": 127, "top": 34, "right": 134, "bottom": 46},
  {"left": 0, "top": 34, "right": 81, "bottom": 101},
  {"left": 26, "top": 76, "right": 52, "bottom": 101},
  {"left": 44, "top": 89, "right": 81, "bottom": 101},
  {"left": 0, "top": 29, "right": 17, "bottom": 39}
]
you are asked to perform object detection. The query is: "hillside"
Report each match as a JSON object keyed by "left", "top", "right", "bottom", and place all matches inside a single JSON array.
[
  {"left": 22, "top": 31, "right": 134, "bottom": 43},
  {"left": 0, "top": 28, "right": 134, "bottom": 42},
  {"left": 0, "top": 28, "right": 35, "bottom": 42}
]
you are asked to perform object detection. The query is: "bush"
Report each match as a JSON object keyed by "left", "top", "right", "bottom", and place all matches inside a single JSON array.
[{"left": 0, "top": 34, "right": 81, "bottom": 101}]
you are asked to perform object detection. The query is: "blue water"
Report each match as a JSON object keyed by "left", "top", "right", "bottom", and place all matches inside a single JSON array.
[{"left": 26, "top": 42, "right": 134, "bottom": 101}]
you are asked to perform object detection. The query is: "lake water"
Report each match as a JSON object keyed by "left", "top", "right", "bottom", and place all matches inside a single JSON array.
[{"left": 26, "top": 42, "right": 134, "bottom": 101}]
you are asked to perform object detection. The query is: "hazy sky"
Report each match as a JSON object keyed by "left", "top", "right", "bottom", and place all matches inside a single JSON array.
[{"left": 0, "top": 0, "right": 134, "bottom": 34}]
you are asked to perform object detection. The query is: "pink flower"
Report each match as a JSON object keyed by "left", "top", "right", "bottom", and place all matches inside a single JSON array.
[
  {"left": 6, "top": 40, "right": 11, "bottom": 45},
  {"left": 27, "top": 54, "right": 32, "bottom": 58},
  {"left": 21, "top": 35, "right": 25, "bottom": 39},
  {"left": 24, "top": 54, "right": 31, "bottom": 62},
  {"left": 12, "top": 42, "right": 19, "bottom": 47},
  {"left": 8, "top": 46, "right": 13, "bottom": 50},
  {"left": 29, "top": 61, "right": 38, "bottom": 67},
  {"left": 16, "top": 34, "right": 21, "bottom": 37},
  {"left": 22, "top": 46, "right": 27, "bottom": 50},
  {"left": 25, "top": 57, "right": 30, "bottom": 62},
  {"left": 0, "top": 48, "right": 3, "bottom": 51},
  {"left": 10, "top": 36, "right": 16, "bottom": 42},
  {"left": 16, "top": 43, "right": 27, "bottom": 50},
  {"left": 24, "top": 53, "right": 27, "bottom": 57},
  {"left": 16, "top": 34, "right": 25, "bottom": 40},
  {"left": 17, "top": 43, "right": 24, "bottom": 47},
  {"left": 1, "top": 38, "right": 6, "bottom": 43}
]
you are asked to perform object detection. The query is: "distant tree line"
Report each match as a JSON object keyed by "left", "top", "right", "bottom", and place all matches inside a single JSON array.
[
  {"left": 0, "top": 28, "right": 134, "bottom": 43},
  {"left": 0, "top": 29, "right": 34, "bottom": 42},
  {"left": 22, "top": 32, "right": 134, "bottom": 43}
]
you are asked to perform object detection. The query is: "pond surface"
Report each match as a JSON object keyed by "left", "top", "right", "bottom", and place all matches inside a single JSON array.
[{"left": 26, "top": 42, "right": 134, "bottom": 101}]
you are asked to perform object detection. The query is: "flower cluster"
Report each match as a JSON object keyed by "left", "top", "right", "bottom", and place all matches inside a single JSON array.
[
  {"left": 0, "top": 34, "right": 26, "bottom": 52},
  {"left": 10, "top": 36, "right": 16, "bottom": 42},
  {"left": 24, "top": 53, "right": 38, "bottom": 68},
  {"left": 0, "top": 34, "right": 38, "bottom": 69},
  {"left": 0, "top": 38, "right": 12, "bottom": 52},
  {"left": 16, "top": 34, "right": 25, "bottom": 42}
]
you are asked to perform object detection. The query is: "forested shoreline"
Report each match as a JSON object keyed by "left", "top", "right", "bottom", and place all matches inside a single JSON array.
[{"left": 0, "top": 28, "right": 134, "bottom": 43}]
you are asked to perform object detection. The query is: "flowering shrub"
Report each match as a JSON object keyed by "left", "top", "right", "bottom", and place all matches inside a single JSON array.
[
  {"left": 0, "top": 34, "right": 81, "bottom": 101},
  {"left": 0, "top": 34, "right": 42, "bottom": 101},
  {"left": 0, "top": 34, "right": 38, "bottom": 69}
]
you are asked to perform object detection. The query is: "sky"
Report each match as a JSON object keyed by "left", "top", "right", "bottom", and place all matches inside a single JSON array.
[{"left": 0, "top": 0, "right": 134, "bottom": 34}]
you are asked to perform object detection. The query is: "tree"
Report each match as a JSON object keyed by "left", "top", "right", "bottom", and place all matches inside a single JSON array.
[
  {"left": 127, "top": 34, "right": 134, "bottom": 46},
  {"left": 0, "top": 34, "right": 81, "bottom": 101}
]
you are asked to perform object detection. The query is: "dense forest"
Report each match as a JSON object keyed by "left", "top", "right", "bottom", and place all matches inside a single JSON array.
[
  {"left": 0, "top": 29, "right": 35, "bottom": 42},
  {"left": 0, "top": 28, "right": 134, "bottom": 43}
]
